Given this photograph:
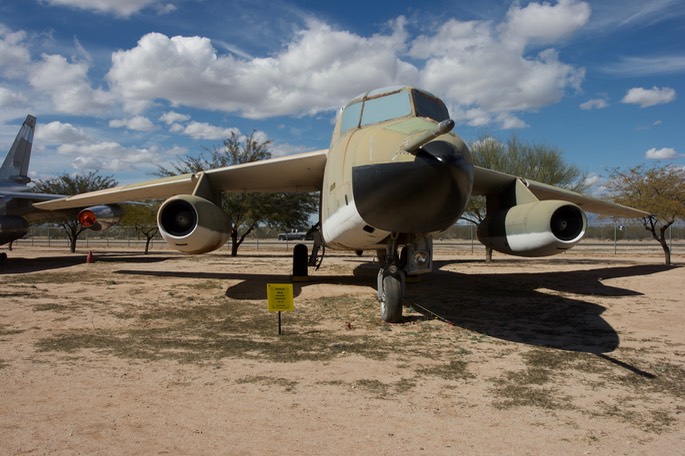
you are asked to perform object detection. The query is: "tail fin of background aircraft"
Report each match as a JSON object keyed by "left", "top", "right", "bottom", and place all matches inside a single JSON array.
[{"left": 0, "top": 115, "right": 37, "bottom": 185}]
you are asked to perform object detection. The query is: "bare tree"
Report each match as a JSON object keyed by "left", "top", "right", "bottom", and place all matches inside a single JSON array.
[
  {"left": 606, "top": 164, "right": 685, "bottom": 265},
  {"left": 121, "top": 202, "right": 160, "bottom": 254}
]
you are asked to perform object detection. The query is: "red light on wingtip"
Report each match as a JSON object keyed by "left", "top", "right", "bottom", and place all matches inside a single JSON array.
[{"left": 79, "top": 210, "right": 96, "bottom": 228}]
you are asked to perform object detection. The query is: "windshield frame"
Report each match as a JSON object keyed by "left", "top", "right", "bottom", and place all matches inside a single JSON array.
[{"left": 338, "top": 87, "right": 451, "bottom": 135}]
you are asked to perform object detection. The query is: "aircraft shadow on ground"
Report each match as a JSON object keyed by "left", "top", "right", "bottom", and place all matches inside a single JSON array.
[
  {"left": 406, "top": 262, "right": 675, "bottom": 357},
  {"left": 115, "top": 259, "right": 675, "bottom": 377},
  {"left": 1, "top": 255, "right": 85, "bottom": 273},
  {"left": 114, "top": 267, "right": 377, "bottom": 301},
  {"left": 0, "top": 253, "right": 174, "bottom": 274}
]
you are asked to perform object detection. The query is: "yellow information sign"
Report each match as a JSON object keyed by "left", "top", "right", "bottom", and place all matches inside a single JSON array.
[{"left": 267, "top": 283, "right": 294, "bottom": 312}]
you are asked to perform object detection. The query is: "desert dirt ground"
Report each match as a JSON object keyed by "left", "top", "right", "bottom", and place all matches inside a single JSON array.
[{"left": 1, "top": 241, "right": 683, "bottom": 455}]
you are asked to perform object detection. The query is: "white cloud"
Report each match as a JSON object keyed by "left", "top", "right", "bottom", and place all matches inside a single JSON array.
[
  {"left": 168, "top": 123, "right": 184, "bottom": 134},
  {"left": 6, "top": 1, "right": 594, "bottom": 131},
  {"left": 621, "top": 86, "right": 676, "bottom": 107},
  {"left": 58, "top": 141, "right": 124, "bottom": 156},
  {"left": 0, "top": 25, "right": 32, "bottom": 78},
  {"left": 107, "top": 19, "right": 415, "bottom": 118},
  {"left": 410, "top": 1, "right": 588, "bottom": 128},
  {"left": 500, "top": 0, "right": 591, "bottom": 47},
  {"left": 159, "top": 111, "right": 190, "bottom": 125},
  {"left": 0, "top": 86, "right": 27, "bottom": 107},
  {"left": 173, "top": 121, "right": 240, "bottom": 140},
  {"left": 155, "top": 3, "right": 176, "bottom": 14},
  {"left": 43, "top": 0, "right": 161, "bottom": 18},
  {"left": 645, "top": 147, "right": 678, "bottom": 160},
  {"left": 603, "top": 55, "right": 685, "bottom": 76},
  {"left": 29, "top": 54, "right": 115, "bottom": 115},
  {"left": 583, "top": 172, "right": 602, "bottom": 188},
  {"left": 58, "top": 142, "right": 167, "bottom": 172},
  {"left": 580, "top": 98, "right": 609, "bottom": 110},
  {"left": 581, "top": 172, "right": 608, "bottom": 197},
  {"left": 251, "top": 130, "right": 270, "bottom": 145},
  {"left": 33, "top": 120, "right": 168, "bottom": 172},
  {"left": 35, "top": 120, "right": 89, "bottom": 144},
  {"left": 109, "top": 115, "right": 156, "bottom": 132},
  {"left": 498, "top": 113, "right": 528, "bottom": 130}
]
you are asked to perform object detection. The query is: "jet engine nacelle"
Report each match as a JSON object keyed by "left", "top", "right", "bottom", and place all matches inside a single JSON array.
[
  {"left": 477, "top": 200, "right": 587, "bottom": 257},
  {"left": 78, "top": 204, "right": 123, "bottom": 231},
  {"left": 0, "top": 215, "right": 29, "bottom": 245},
  {"left": 157, "top": 195, "right": 231, "bottom": 254}
]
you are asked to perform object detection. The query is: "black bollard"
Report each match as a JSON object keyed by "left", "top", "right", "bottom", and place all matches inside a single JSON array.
[{"left": 292, "top": 243, "right": 308, "bottom": 278}]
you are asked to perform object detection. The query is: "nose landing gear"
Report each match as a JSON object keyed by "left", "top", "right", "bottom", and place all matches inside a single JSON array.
[
  {"left": 378, "top": 265, "right": 405, "bottom": 323},
  {"left": 376, "top": 234, "right": 433, "bottom": 323}
]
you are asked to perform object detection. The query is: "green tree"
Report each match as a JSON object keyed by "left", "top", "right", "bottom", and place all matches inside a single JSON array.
[
  {"left": 462, "top": 135, "right": 587, "bottom": 261},
  {"left": 31, "top": 171, "right": 118, "bottom": 253},
  {"left": 156, "top": 131, "right": 318, "bottom": 256},
  {"left": 606, "top": 164, "right": 685, "bottom": 265},
  {"left": 121, "top": 202, "right": 160, "bottom": 254}
]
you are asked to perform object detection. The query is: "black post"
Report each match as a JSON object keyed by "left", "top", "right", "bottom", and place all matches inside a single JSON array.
[{"left": 292, "top": 243, "right": 309, "bottom": 277}]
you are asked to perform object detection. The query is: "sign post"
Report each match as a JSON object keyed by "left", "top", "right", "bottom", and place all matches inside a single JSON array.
[{"left": 267, "top": 283, "right": 294, "bottom": 335}]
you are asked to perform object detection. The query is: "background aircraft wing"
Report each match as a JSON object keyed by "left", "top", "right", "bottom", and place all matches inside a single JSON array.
[
  {"left": 472, "top": 166, "right": 649, "bottom": 218},
  {"left": 0, "top": 192, "right": 79, "bottom": 223},
  {"left": 0, "top": 191, "right": 64, "bottom": 202},
  {"left": 34, "top": 149, "right": 328, "bottom": 211}
]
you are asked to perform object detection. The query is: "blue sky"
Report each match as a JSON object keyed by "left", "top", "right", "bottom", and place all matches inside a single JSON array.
[{"left": 0, "top": 0, "right": 683, "bottom": 191}]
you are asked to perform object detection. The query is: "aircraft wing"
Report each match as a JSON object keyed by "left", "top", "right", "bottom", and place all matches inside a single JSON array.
[
  {"left": 0, "top": 191, "right": 76, "bottom": 223},
  {"left": 34, "top": 149, "right": 328, "bottom": 211},
  {"left": 472, "top": 166, "right": 649, "bottom": 218},
  {"left": 0, "top": 191, "right": 64, "bottom": 202}
]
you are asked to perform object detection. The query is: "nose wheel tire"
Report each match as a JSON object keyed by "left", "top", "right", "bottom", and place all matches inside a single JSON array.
[{"left": 378, "top": 269, "right": 404, "bottom": 323}]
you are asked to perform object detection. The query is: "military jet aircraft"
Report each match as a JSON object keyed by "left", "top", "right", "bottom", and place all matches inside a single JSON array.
[
  {"left": 0, "top": 115, "right": 122, "bottom": 261},
  {"left": 35, "top": 86, "right": 648, "bottom": 321}
]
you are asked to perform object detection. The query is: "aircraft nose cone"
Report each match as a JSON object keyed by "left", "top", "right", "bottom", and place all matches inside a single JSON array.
[{"left": 352, "top": 140, "right": 473, "bottom": 233}]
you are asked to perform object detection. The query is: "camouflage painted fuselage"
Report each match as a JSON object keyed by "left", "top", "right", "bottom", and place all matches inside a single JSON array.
[{"left": 321, "top": 87, "right": 473, "bottom": 250}]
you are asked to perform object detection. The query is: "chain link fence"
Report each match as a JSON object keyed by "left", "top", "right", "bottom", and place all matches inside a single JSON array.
[{"left": 9, "top": 221, "right": 683, "bottom": 255}]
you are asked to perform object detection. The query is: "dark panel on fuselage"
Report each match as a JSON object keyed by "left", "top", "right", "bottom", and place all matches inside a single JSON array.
[{"left": 352, "top": 141, "right": 473, "bottom": 234}]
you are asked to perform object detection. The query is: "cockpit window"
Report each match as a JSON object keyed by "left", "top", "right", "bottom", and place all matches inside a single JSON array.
[
  {"left": 360, "top": 91, "right": 412, "bottom": 127},
  {"left": 412, "top": 90, "right": 449, "bottom": 122},
  {"left": 340, "top": 101, "right": 362, "bottom": 134},
  {"left": 339, "top": 88, "right": 448, "bottom": 135}
]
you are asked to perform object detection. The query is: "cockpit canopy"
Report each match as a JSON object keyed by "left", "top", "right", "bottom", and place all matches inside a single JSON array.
[{"left": 339, "top": 87, "right": 450, "bottom": 135}]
